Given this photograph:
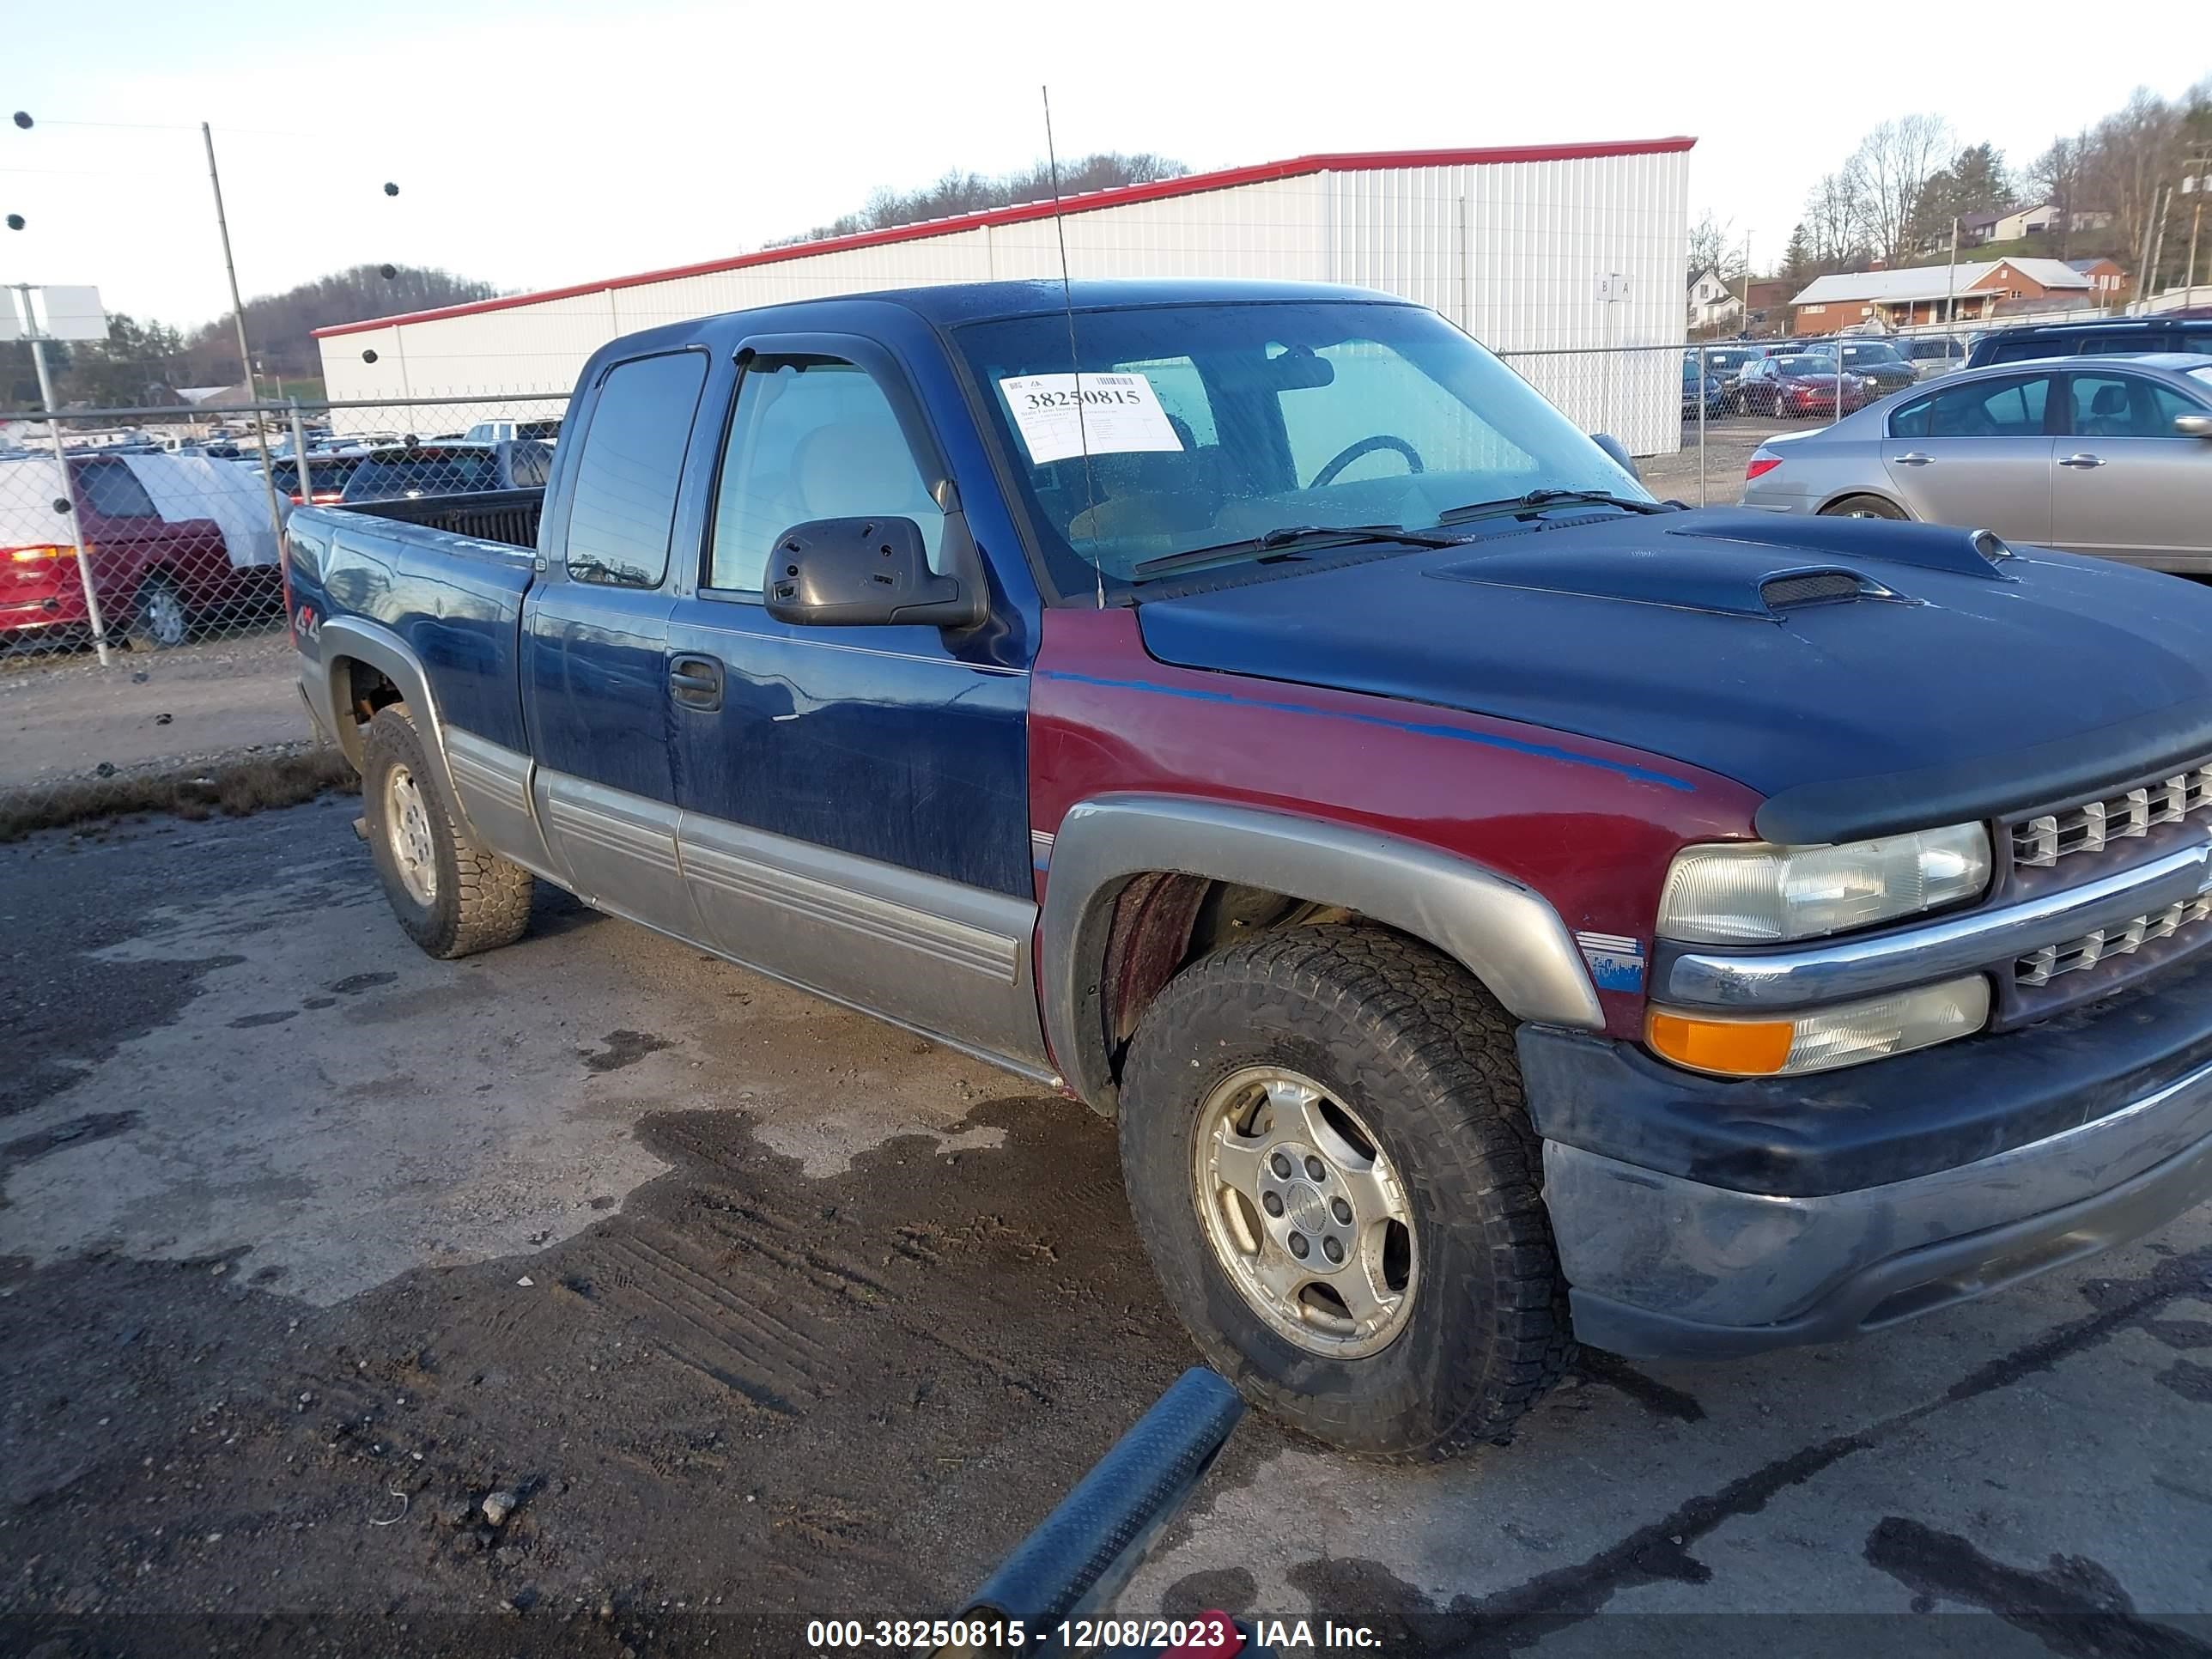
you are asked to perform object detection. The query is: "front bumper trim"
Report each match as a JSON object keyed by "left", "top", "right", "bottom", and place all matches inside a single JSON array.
[{"left": 1545, "top": 1050, "right": 2212, "bottom": 1358}]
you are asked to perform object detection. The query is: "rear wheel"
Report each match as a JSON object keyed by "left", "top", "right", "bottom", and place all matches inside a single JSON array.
[
  {"left": 1118, "top": 925, "right": 1571, "bottom": 1461},
  {"left": 1822, "top": 494, "right": 1907, "bottom": 520},
  {"left": 361, "top": 702, "right": 534, "bottom": 959},
  {"left": 131, "top": 575, "right": 191, "bottom": 649}
]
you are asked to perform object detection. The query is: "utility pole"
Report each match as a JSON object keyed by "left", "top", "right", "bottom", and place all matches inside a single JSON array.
[
  {"left": 200, "top": 121, "right": 289, "bottom": 556},
  {"left": 1739, "top": 234, "right": 1753, "bottom": 335},
  {"left": 1944, "top": 216, "right": 1959, "bottom": 325},
  {"left": 2133, "top": 184, "right": 2167, "bottom": 317},
  {"left": 2182, "top": 150, "right": 2209, "bottom": 310},
  {"left": 2147, "top": 185, "right": 2172, "bottom": 312}
]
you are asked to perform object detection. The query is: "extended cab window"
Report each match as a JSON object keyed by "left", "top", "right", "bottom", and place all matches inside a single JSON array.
[
  {"left": 1890, "top": 374, "right": 2050, "bottom": 439},
  {"left": 78, "top": 462, "right": 160, "bottom": 518},
  {"left": 707, "top": 358, "right": 944, "bottom": 593},
  {"left": 565, "top": 351, "right": 708, "bottom": 587}
]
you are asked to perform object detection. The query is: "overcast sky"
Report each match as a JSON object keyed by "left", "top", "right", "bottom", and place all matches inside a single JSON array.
[{"left": 4, "top": 0, "right": 2206, "bottom": 334}]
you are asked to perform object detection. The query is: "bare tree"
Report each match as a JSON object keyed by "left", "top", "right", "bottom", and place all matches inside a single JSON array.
[
  {"left": 1801, "top": 170, "right": 1871, "bottom": 270},
  {"left": 1686, "top": 211, "right": 1747, "bottom": 282},
  {"left": 2028, "top": 131, "right": 2091, "bottom": 255},
  {"left": 1851, "top": 114, "right": 1954, "bottom": 264},
  {"left": 2083, "top": 88, "right": 2185, "bottom": 283}
]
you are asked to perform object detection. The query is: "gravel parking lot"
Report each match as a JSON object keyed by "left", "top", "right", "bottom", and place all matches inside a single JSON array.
[{"left": 2, "top": 786, "right": 2209, "bottom": 1656}]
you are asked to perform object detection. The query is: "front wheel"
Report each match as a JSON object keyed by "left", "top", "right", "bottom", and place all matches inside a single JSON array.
[
  {"left": 361, "top": 702, "right": 534, "bottom": 959},
  {"left": 1118, "top": 925, "right": 1571, "bottom": 1461}
]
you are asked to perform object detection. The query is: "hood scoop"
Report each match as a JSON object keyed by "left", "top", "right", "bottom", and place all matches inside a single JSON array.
[
  {"left": 1425, "top": 509, "right": 2015, "bottom": 619},
  {"left": 1429, "top": 544, "right": 1899, "bottom": 620}
]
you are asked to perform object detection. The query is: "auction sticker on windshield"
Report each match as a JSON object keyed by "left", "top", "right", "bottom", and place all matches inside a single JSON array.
[{"left": 998, "top": 372, "right": 1184, "bottom": 465}]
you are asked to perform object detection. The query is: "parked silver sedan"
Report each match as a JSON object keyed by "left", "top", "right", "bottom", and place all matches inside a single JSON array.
[{"left": 1740, "top": 353, "right": 2212, "bottom": 573}]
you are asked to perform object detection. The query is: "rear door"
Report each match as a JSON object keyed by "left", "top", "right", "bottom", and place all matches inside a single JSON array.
[
  {"left": 520, "top": 348, "right": 709, "bottom": 936},
  {"left": 2048, "top": 369, "right": 2212, "bottom": 568},
  {"left": 1881, "top": 370, "right": 2058, "bottom": 541},
  {"left": 662, "top": 332, "right": 1042, "bottom": 1066},
  {"left": 74, "top": 458, "right": 229, "bottom": 623}
]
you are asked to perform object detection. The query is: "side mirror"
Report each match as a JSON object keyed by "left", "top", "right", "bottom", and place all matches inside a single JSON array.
[
  {"left": 763, "top": 514, "right": 988, "bottom": 629},
  {"left": 1589, "top": 433, "right": 1641, "bottom": 482},
  {"left": 2176, "top": 414, "right": 2212, "bottom": 440}
]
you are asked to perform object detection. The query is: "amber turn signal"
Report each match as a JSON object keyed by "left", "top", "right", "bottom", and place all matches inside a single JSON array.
[{"left": 1645, "top": 1010, "right": 1796, "bottom": 1076}]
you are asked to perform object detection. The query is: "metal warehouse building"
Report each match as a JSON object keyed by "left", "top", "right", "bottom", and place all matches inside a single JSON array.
[{"left": 316, "top": 137, "right": 1693, "bottom": 452}]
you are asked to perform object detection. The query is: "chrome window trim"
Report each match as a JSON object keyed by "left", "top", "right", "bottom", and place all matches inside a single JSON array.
[{"left": 1656, "top": 835, "right": 2212, "bottom": 1011}]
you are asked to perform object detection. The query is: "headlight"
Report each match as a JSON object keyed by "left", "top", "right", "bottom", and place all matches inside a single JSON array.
[
  {"left": 1647, "top": 975, "right": 1990, "bottom": 1077},
  {"left": 1656, "top": 824, "right": 1990, "bottom": 945}
]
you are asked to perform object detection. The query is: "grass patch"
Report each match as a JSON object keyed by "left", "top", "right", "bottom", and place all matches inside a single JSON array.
[{"left": 0, "top": 747, "right": 360, "bottom": 843}]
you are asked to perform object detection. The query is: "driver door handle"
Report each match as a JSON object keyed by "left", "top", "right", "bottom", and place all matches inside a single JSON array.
[
  {"left": 2058, "top": 453, "right": 2106, "bottom": 468},
  {"left": 669, "top": 655, "right": 723, "bottom": 712},
  {"left": 1894, "top": 452, "right": 1933, "bottom": 465}
]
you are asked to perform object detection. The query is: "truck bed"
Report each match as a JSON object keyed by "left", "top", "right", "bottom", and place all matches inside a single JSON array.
[
  {"left": 336, "top": 487, "right": 544, "bottom": 550},
  {"left": 288, "top": 489, "right": 544, "bottom": 753}
]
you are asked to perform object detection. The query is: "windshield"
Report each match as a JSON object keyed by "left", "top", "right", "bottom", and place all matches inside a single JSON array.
[
  {"left": 953, "top": 300, "right": 1647, "bottom": 594},
  {"left": 1838, "top": 343, "right": 1906, "bottom": 366},
  {"left": 1775, "top": 356, "right": 1832, "bottom": 375}
]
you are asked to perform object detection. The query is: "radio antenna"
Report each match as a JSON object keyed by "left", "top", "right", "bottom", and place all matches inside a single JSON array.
[{"left": 1041, "top": 84, "right": 1104, "bottom": 609}]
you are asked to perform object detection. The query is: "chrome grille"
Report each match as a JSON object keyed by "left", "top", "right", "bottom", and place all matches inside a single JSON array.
[
  {"left": 2013, "top": 764, "right": 2212, "bottom": 868},
  {"left": 2014, "top": 895, "right": 2212, "bottom": 986}
]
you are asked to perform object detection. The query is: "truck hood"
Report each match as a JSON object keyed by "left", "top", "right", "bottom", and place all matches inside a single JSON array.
[{"left": 1133, "top": 509, "right": 2212, "bottom": 844}]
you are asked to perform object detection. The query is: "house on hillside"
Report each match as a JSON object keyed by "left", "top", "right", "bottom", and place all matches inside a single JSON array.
[
  {"left": 1743, "top": 278, "right": 1795, "bottom": 334},
  {"left": 1790, "top": 257, "right": 2094, "bottom": 331},
  {"left": 2067, "top": 255, "right": 2128, "bottom": 297},
  {"left": 1956, "top": 203, "right": 2114, "bottom": 249},
  {"left": 1687, "top": 267, "right": 1741, "bottom": 331}
]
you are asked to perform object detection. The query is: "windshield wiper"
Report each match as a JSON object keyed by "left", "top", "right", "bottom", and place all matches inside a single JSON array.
[
  {"left": 1436, "top": 489, "right": 1675, "bottom": 526},
  {"left": 1130, "top": 522, "right": 1463, "bottom": 581}
]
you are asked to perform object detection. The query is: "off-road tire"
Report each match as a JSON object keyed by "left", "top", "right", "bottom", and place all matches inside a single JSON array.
[
  {"left": 361, "top": 702, "right": 533, "bottom": 959},
  {"left": 1118, "top": 924, "right": 1572, "bottom": 1462}
]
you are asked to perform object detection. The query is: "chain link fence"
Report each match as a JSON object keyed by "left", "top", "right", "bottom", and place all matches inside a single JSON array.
[
  {"left": 0, "top": 343, "right": 1948, "bottom": 830},
  {"left": 0, "top": 393, "right": 567, "bottom": 829}
]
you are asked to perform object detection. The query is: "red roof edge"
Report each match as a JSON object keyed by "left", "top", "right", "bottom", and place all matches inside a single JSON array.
[{"left": 313, "top": 137, "right": 1697, "bottom": 339}]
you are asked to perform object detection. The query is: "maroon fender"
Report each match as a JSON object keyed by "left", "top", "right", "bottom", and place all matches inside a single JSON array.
[{"left": 1028, "top": 606, "right": 1764, "bottom": 1047}]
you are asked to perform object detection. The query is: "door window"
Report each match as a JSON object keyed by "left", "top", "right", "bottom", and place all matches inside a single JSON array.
[
  {"left": 706, "top": 359, "right": 944, "bottom": 593},
  {"left": 1890, "top": 374, "right": 2050, "bottom": 439},
  {"left": 2070, "top": 374, "right": 2203, "bottom": 439},
  {"left": 564, "top": 350, "right": 708, "bottom": 587}
]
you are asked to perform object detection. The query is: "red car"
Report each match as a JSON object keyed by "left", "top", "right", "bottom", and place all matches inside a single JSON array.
[
  {"left": 0, "top": 454, "right": 281, "bottom": 647},
  {"left": 1737, "top": 353, "right": 1869, "bottom": 419}
]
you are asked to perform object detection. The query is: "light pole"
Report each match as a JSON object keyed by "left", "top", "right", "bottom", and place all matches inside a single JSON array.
[
  {"left": 3, "top": 283, "right": 114, "bottom": 665},
  {"left": 200, "top": 122, "right": 289, "bottom": 556}
]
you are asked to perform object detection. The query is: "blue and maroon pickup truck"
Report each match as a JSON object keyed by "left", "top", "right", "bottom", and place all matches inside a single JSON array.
[{"left": 287, "top": 280, "right": 2212, "bottom": 1460}]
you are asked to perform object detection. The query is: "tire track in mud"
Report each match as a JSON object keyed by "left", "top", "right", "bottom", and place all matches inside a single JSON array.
[{"left": 0, "top": 1091, "right": 1212, "bottom": 1656}]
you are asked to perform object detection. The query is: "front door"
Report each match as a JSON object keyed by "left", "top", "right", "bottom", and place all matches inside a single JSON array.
[
  {"left": 520, "top": 347, "right": 708, "bottom": 939},
  {"left": 2049, "top": 369, "right": 2212, "bottom": 568},
  {"left": 1881, "top": 370, "right": 2057, "bottom": 543},
  {"left": 663, "top": 337, "right": 1042, "bottom": 1066}
]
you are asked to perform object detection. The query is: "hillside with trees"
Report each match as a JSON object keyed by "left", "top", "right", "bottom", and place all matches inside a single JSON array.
[
  {"left": 1765, "top": 78, "right": 2211, "bottom": 294},
  {"left": 2, "top": 264, "right": 498, "bottom": 411},
  {"left": 769, "top": 151, "right": 1189, "bottom": 246}
]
